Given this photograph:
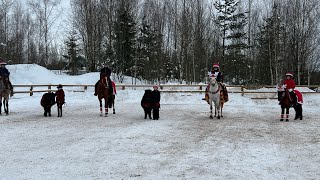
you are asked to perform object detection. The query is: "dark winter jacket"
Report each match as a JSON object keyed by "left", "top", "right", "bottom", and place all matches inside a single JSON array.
[
  {"left": 211, "top": 70, "right": 223, "bottom": 83},
  {"left": 0, "top": 67, "right": 10, "bottom": 77},
  {"left": 141, "top": 90, "right": 153, "bottom": 108},
  {"left": 55, "top": 89, "right": 65, "bottom": 105},
  {"left": 151, "top": 90, "right": 161, "bottom": 108}
]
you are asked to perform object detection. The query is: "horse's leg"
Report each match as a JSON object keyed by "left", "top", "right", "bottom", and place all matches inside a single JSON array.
[
  {"left": 0, "top": 98, "right": 2, "bottom": 115},
  {"left": 300, "top": 105, "right": 303, "bottom": 120},
  {"left": 4, "top": 99, "right": 8, "bottom": 115},
  {"left": 104, "top": 98, "right": 108, "bottom": 117},
  {"left": 209, "top": 101, "right": 213, "bottom": 119},
  {"left": 99, "top": 99, "right": 103, "bottom": 116},
  {"left": 214, "top": 106, "right": 217, "bottom": 117},
  {"left": 280, "top": 107, "right": 284, "bottom": 121},
  {"left": 144, "top": 108, "right": 147, "bottom": 119},
  {"left": 216, "top": 104, "right": 220, "bottom": 119},
  {"left": 113, "top": 101, "right": 115, "bottom": 114},
  {"left": 148, "top": 108, "right": 152, "bottom": 119},
  {"left": 44, "top": 107, "right": 47, "bottom": 117},
  {"left": 285, "top": 107, "right": 289, "bottom": 121},
  {"left": 48, "top": 106, "right": 51, "bottom": 117},
  {"left": 295, "top": 104, "right": 302, "bottom": 120},
  {"left": 0, "top": 101, "right": 2, "bottom": 115}
]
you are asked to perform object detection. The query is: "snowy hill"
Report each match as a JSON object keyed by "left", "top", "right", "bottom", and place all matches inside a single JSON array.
[{"left": 7, "top": 64, "right": 143, "bottom": 85}]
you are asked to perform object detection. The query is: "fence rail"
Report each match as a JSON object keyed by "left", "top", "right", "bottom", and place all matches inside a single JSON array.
[{"left": 12, "top": 84, "right": 320, "bottom": 96}]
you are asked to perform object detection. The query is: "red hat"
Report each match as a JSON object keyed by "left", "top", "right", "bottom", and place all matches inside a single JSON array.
[
  {"left": 153, "top": 85, "right": 158, "bottom": 90},
  {"left": 286, "top": 72, "right": 293, "bottom": 77},
  {"left": 213, "top": 64, "right": 219, "bottom": 68}
]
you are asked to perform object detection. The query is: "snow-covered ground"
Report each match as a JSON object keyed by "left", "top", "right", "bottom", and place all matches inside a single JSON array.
[{"left": 1, "top": 64, "right": 320, "bottom": 179}]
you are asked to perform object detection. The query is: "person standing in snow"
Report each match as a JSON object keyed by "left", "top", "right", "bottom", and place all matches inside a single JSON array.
[
  {"left": 151, "top": 85, "right": 161, "bottom": 120},
  {"left": 55, "top": 84, "right": 65, "bottom": 117},
  {"left": 0, "top": 58, "right": 13, "bottom": 96}
]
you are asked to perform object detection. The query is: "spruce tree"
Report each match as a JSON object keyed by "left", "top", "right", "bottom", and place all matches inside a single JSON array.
[
  {"left": 64, "top": 31, "right": 81, "bottom": 75},
  {"left": 113, "top": 5, "right": 137, "bottom": 82}
]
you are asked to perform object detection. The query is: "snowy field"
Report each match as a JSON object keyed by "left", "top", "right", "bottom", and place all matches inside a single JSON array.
[{"left": 1, "top": 64, "right": 320, "bottom": 179}]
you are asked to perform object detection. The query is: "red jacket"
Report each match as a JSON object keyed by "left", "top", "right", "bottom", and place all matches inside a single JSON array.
[
  {"left": 283, "top": 79, "right": 296, "bottom": 90},
  {"left": 55, "top": 89, "right": 65, "bottom": 104},
  {"left": 111, "top": 81, "right": 116, "bottom": 95}
]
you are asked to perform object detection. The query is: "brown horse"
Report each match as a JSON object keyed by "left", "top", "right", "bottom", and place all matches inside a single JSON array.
[
  {"left": 0, "top": 77, "right": 11, "bottom": 115},
  {"left": 97, "top": 77, "right": 109, "bottom": 116}
]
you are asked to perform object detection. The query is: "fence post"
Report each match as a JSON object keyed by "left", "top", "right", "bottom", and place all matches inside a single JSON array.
[
  {"left": 48, "top": 85, "right": 51, "bottom": 93},
  {"left": 122, "top": 85, "right": 125, "bottom": 90},
  {"left": 241, "top": 86, "right": 244, "bottom": 96},
  {"left": 84, "top": 85, "right": 87, "bottom": 91},
  {"left": 30, "top": 86, "right": 33, "bottom": 96},
  {"left": 199, "top": 85, "right": 202, "bottom": 90}
]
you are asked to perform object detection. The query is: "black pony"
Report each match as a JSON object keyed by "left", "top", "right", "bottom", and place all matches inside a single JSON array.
[
  {"left": 141, "top": 90, "right": 153, "bottom": 119},
  {"left": 41, "top": 92, "right": 56, "bottom": 117},
  {"left": 278, "top": 90, "right": 303, "bottom": 121}
]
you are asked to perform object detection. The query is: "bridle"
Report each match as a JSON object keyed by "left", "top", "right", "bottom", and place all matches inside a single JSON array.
[{"left": 208, "top": 77, "right": 220, "bottom": 94}]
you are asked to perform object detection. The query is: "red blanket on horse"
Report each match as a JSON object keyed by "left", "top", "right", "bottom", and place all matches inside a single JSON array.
[{"left": 294, "top": 90, "right": 303, "bottom": 104}]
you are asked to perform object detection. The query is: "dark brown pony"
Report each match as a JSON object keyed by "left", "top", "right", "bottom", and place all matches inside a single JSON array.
[
  {"left": 278, "top": 89, "right": 303, "bottom": 121},
  {"left": 108, "top": 94, "right": 115, "bottom": 114},
  {"left": 0, "top": 77, "right": 11, "bottom": 115},
  {"left": 97, "top": 77, "right": 109, "bottom": 116}
]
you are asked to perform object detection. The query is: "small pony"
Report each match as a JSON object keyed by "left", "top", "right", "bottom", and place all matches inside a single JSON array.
[
  {"left": 107, "top": 81, "right": 116, "bottom": 114},
  {"left": 207, "top": 76, "right": 224, "bottom": 119},
  {"left": 278, "top": 88, "right": 303, "bottom": 121},
  {"left": 0, "top": 77, "right": 11, "bottom": 115},
  {"left": 41, "top": 92, "right": 56, "bottom": 117},
  {"left": 141, "top": 89, "right": 153, "bottom": 119},
  {"left": 97, "top": 76, "right": 109, "bottom": 116}
]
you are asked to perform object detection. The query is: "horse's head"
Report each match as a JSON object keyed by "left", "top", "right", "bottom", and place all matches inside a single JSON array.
[
  {"left": 279, "top": 90, "right": 292, "bottom": 107},
  {"left": 209, "top": 76, "right": 217, "bottom": 85}
]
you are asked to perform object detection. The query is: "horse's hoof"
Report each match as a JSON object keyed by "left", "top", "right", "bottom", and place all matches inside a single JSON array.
[
  {"left": 209, "top": 116, "right": 213, "bottom": 119},
  {"left": 113, "top": 112, "right": 115, "bottom": 114},
  {"left": 280, "top": 119, "right": 283, "bottom": 121},
  {"left": 286, "top": 119, "right": 289, "bottom": 121},
  {"left": 217, "top": 116, "right": 220, "bottom": 119}
]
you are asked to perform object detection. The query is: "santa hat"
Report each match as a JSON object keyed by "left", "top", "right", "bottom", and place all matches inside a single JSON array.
[
  {"left": 213, "top": 64, "right": 219, "bottom": 68},
  {"left": 286, "top": 72, "right": 293, "bottom": 77},
  {"left": 153, "top": 85, "right": 158, "bottom": 90}
]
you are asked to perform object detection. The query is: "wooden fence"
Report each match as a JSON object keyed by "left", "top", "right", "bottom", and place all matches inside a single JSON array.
[{"left": 12, "top": 84, "right": 320, "bottom": 97}]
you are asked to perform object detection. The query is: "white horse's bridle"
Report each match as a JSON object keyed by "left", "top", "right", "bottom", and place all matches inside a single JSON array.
[{"left": 208, "top": 77, "right": 220, "bottom": 94}]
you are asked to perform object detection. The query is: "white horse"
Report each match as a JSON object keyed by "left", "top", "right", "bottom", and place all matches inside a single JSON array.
[{"left": 208, "top": 76, "right": 222, "bottom": 119}]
